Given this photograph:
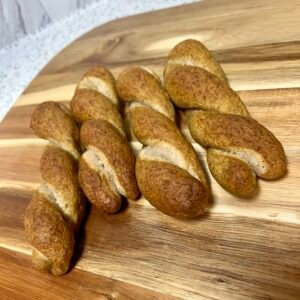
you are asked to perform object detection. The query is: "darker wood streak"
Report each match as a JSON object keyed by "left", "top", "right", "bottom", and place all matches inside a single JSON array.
[
  {"left": 0, "top": 187, "right": 300, "bottom": 299},
  {"left": 214, "top": 41, "right": 300, "bottom": 63},
  {"left": 0, "top": 247, "right": 175, "bottom": 300}
]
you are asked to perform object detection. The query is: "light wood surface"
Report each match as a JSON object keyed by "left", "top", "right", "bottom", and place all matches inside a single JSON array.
[{"left": 1, "top": 0, "right": 300, "bottom": 299}]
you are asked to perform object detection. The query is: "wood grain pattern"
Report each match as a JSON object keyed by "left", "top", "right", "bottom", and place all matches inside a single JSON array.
[
  {"left": 0, "top": 247, "right": 173, "bottom": 300},
  {"left": 0, "top": 0, "right": 300, "bottom": 299}
]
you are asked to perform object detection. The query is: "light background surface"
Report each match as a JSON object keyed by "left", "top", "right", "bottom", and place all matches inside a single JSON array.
[
  {"left": 0, "top": 0, "right": 97, "bottom": 48},
  {"left": 0, "top": 0, "right": 195, "bottom": 120}
]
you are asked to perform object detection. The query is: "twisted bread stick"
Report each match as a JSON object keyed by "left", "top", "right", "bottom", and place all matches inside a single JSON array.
[
  {"left": 25, "top": 101, "right": 84, "bottom": 275},
  {"left": 164, "top": 39, "right": 287, "bottom": 197},
  {"left": 71, "top": 67, "right": 139, "bottom": 213},
  {"left": 116, "top": 66, "right": 210, "bottom": 218}
]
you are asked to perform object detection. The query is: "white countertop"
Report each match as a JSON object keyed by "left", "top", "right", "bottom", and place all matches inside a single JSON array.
[{"left": 0, "top": 0, "right": 194, "bottom": 120}]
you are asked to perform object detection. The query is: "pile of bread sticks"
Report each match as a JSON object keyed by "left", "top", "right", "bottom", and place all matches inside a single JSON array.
[{"left": 24, "top": 39, "right": 287, "bottom": 275}]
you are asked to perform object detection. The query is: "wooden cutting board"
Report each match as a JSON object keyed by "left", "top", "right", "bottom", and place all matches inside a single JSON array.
[{"left": 0, "top": 0, "right": 300, "bottom": 299}]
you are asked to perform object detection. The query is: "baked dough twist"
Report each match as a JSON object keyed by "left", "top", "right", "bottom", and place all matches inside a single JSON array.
[
  {"left": 70, "top": 67, "right": 139, "bottom": 213},
  {"left": 164, "top": 39, "right": 287, "bottom": 197},
  {"left": 25, "top": 101, "right": 85, "bottom": 275},
  {"left": 116, "top": 66, "right": 210, "bottom": 218}
]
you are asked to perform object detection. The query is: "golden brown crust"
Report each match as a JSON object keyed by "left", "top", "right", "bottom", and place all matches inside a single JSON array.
[
  {"left": 24, "top": 146, "right": 85, "bottom": 276},
  {"left": 130, "top": 105, "right": 209, "bottom": 187},
  {"left": 82, "top": 66, "right": 116, "bottom": 88},
  {"left": 190, "top": 112, "right": 287, "bottom": 179},
  {"left": 117, "top": 66, "right": 210, "bottom": 217},
  {"left": 116, "top": 66, "right": 175, "bottom": 120},
  {"left": 130, "top": 106, "right": 180, "bottom": 145},
  {"left": 24, "top": 191, "right": 74, "bottom": 276},
  {"left": 80, "top": 119, "right": 139, "bottom": 201},
  {"left": 70, "top": 89, "right": 124, "bottom": 134},
  {"left": 136, "top": 160, "right": 208, "bottom": 218},
  {"left": 27, "top": 101, "right": 84, "bottom": 275},
  {"left": 76, "top": 66, "right": 119, "bottom": 107},
  {"left": 71, "top": 66, "right": 139, "bottom": 211},
  {"left": 164, "top": 39, "right": 287, "bottom": 197},
  {"left": 78, "top": 158, "right": 121, "bottom": 213},
  {"left": 40, "top": 146, "right": 84, "bottom": 228},
  {"left": 165, "top": 39, "right": 227, "bottom": 82},
  {"left": 165, "top": 65, "right": 249, "bottom": 116},
  {"left": 207, "top": 149, "right": 257, "bottom": 197},
  {"left": 30, "top": 101, "right": 80, "bottom": 159}
]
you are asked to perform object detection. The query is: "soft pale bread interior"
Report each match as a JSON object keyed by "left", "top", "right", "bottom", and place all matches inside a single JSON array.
[
  {"left": 208, "top": 147, "right": 267, "bottom": 178},
  {"left": 209, "top": 148, "right": 256, "bottom": 176},
  {"left": 168, "top": 57, "right": 206, "bottom": 71},
  {"left": 38, "top": 183, "right": 76, "bottom": 224},
  {"left": 226, "top": 147, "right": 269, "bottom": 177},
  {"left": 82, "top": 146, "right": 126, "bottom": 197},
  {"left": 138, "top": 140, "right": 199, "bottom": 180},
  {"left": 49, "top": 139, "right": 80, "bottom": 161},
  {"left": 129, "top": 97, "right": 173, "bottom": 120},
  {"left": 78, "top": 76, "right": 118, "bottom": 105},
  {"left": 140, "top": 66, "right": 161, "bottom": 82}
]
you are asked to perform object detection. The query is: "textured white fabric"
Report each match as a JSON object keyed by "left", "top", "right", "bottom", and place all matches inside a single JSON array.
[{"left": 0, "top": 0, "right": 195, "bottom": 120}]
